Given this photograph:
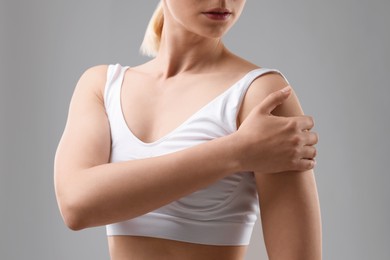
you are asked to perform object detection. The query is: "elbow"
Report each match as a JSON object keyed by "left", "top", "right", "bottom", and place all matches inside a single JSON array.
[
  {"left": 55, "top": 176, "right": 92, "bottom": 230},
  {"left": 57, "top": 196, "right": 90, "bottom": 231},
  {"left": 63, "top": 212, "right": 86, "bottom": 231}
]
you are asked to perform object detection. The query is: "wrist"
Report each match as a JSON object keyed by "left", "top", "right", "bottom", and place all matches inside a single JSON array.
[{"left": 219, "top": 133, "right": 243, "bottom": 173}]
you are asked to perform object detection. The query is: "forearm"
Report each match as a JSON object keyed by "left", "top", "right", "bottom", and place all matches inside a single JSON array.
[
  {"left": 55, "top": 134, "right": 239, "bottom": 230},
  {"left": 256, "top": 170, "right": 322, "bottom": 260}
]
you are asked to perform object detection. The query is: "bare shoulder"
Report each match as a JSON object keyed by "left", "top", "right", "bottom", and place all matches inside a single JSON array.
[
  {"left": 222, "top": 52, "right": 305, "bottom": 123},
  {"left": 73, "top": 64, "right": 109, "bottom": 103},
  {"left": 55, "top": 65, "right": 112, "bottom": 172},
  {"left": 243, "top": 71, "right": 289, "bottom": 107},
  {"left": 238, "top": 70, "right": 305, "bottom": 126}
]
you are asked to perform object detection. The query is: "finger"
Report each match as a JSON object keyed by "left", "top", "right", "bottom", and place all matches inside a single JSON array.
[
  {"left": 301, "top": 146, "right": 317, "bottom": 160},
  {"left": 259, "top": 85, "right": 292, "bottom": 115},
  {"left": 296, "top": 158, "right": 316, "bottom": 171},
  {"left": 303, "top": 132, "right": 319, "bottom": 146},
  {"left": 296, "top": 115, "right": 315, "bottom": 131}
]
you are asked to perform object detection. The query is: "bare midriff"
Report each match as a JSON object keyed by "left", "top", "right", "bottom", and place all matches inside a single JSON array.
[{"left": 108, "top": 236, "right": 247, "bottom": 260}]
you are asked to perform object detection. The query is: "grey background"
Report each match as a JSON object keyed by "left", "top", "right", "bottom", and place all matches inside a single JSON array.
[{"left": 1, "top": 0, "right": 389, "bottom": 259}]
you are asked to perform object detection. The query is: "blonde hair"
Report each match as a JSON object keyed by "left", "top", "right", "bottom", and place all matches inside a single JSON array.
[{"left": 140, "top": 1, "right": 164, "bottom": 57}]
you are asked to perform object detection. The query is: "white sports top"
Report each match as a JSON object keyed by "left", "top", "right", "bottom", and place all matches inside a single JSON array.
[{"left": 104, "top": 64, "right": 287, "bottom": 245}]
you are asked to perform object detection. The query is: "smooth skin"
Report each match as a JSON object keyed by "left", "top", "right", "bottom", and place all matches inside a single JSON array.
[
  {"left": 54, "top": 0, "right": 321, "bottom": 259},
  {"left": 239, "top": 74, "right": 322, "bottom": 259}
]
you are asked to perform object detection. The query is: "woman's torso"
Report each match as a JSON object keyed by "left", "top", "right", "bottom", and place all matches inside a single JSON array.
[{"left": 104, "top": 57, "right": 263, "bottom": 259}]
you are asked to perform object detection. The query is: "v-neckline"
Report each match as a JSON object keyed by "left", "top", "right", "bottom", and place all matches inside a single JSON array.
[{"left": 118, "top": 67, "right": 264, "bottom": 146}]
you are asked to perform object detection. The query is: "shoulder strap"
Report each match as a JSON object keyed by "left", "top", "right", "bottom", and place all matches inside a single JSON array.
[
  {"left": 236, "top": 68, "right": 289, "bottom": 106},
  {"left": 103, "top": 64, "right": 129, "bottom": 115},
  {"left": 222, "top": 68, "right": 289, "bottom": 131}
]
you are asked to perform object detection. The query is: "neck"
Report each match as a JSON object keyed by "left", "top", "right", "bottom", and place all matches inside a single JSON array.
[{"left": 152, "top": 22, "right": 228, "bottom": 79}]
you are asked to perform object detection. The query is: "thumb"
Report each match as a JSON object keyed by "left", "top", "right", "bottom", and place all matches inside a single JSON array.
[{"left": 259, "top": 86, "right": 292, "bottom": 115}]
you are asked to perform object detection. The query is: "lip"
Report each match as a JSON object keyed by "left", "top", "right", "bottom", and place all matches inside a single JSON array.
[
  {"left": 204, "top": 7, "right": 232, "bottom": 14},
  {"left": 202, "top": 8, "right": 232, "bottom": 21}
]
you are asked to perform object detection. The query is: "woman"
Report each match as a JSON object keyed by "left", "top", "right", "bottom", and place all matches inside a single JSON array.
[{"left": 54, "top": 1, "right": 321, "bottom": 259}]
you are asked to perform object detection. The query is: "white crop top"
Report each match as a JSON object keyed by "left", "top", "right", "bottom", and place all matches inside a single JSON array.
[{"left": 104, "top": 64, "right": 287, "bottom": 246}]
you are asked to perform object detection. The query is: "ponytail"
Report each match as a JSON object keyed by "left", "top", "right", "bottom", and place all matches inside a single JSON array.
[{"left": 140, "top": 1, "right": 164, "bottom": 57}]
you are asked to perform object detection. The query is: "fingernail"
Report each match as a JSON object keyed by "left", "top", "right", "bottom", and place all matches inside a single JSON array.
[{"left": 281, "top": 86, "right": 291, "bottom": 93}]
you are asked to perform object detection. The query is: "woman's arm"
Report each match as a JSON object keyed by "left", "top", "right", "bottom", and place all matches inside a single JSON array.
[
  {"left": 54, "top": 65, "right": 317, "bottom": 231},
  {"left": 238, "top": 73, "right": 322, "bottom": 260}
]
